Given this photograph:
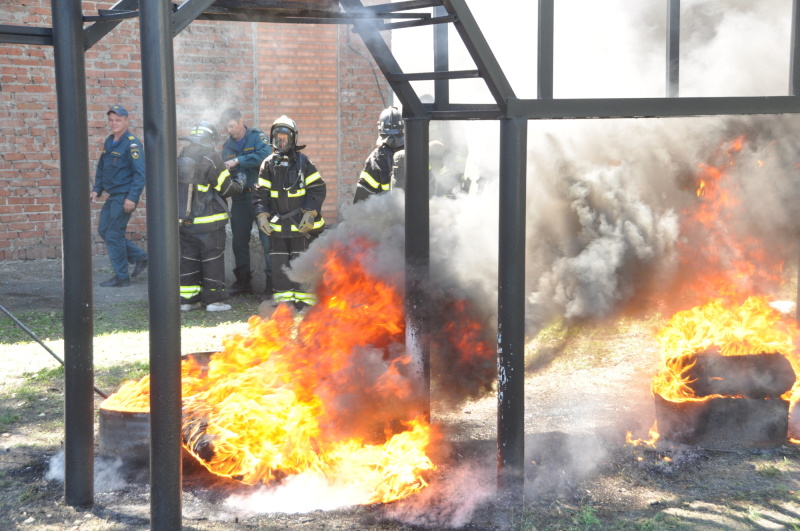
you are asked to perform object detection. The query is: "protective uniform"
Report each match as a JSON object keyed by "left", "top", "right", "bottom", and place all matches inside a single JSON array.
[
  {"left": 252, "top": 116, "right": 326, "bottom": 310},
  {"left": 179, "top": 121, "right": 243, "bottom": 309},
  {"left": 94, "top": 123, "right": 147, "bottom": 282},
  {"left": 221, "top": 124, "right": 272, "bottom": 295},
  {"left": 354, "top": 107, "right": 404, "bottom": 203}
]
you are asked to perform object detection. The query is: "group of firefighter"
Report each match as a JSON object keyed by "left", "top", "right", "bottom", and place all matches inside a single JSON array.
[{"left": 92, "top": 104, "right": 473, "bottom": 314}]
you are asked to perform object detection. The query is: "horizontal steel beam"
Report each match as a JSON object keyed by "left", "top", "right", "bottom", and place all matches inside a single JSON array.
[
  {"left": 369, "top": 14, "right": 454, "bottom": 31},
  {"left": 387, "top": 69, "right": 479, "bottom": 81},
  {"left": 355, "top": 0, "right": 442, "bottom": 12},
  {"left": 506, "top": 95, "right": 800, "bottom": 119},
  {"left": 0, "top": 24, "right": 53, "bottom": 46}
]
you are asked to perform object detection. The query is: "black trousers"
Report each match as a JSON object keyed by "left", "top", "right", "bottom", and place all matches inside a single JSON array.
[
  {"left": 180, "top": 229, "right": 228, "bottom": 304},
  {"left": 269, "top": 235, "right": 315, "bottom": 306}
]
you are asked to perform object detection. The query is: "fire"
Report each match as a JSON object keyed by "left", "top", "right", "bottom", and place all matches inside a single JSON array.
[
  {"left": 652, "top": 295, "right": 800, "bottom": 402},
  {"left": 101, "top": 237, "right": 495, "bottom": 504},
  {"left": 627, "top": 135, "right": 800, "bottom": 447}
]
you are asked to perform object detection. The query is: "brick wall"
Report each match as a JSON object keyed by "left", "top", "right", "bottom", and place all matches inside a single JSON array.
[{"left": 0, "top": 1, "right": 387, "bottom": 261}]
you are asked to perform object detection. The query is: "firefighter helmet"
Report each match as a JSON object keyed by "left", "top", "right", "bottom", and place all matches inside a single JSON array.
[
  {"left": 186, "top": 120, "right": 219, "bottom": 148},
  {"left": 271, "top": 115, "right": 298, "bottom": 154},
  {"left": 378, "top": 107, "right": 403, "bottom": 149}
]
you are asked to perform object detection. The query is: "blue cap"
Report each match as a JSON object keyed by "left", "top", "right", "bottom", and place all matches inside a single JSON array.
[{"left": 107, "top": 104, "right": 128, "bottom": 117}]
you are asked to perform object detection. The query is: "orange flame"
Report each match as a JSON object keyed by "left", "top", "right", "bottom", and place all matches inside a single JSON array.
[
  {"left": 101, "top": 238, "right": 496, "bottom": 504},
  {"left": 652, "top": 295, "right": 800, "bottom": 402}
]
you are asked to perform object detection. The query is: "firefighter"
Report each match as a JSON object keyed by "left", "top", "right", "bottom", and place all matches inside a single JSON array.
[
  {"left": 178, "top": 120, "right": 244, "bottom": 312},
  {"left": 353, "top": 107, "right": 404, "bottom": 202},
  {"left": 220, "top": 107, "right": 272, "bottom": 297},
  {"left": 252, "top": 115, "right": 326, "bottom": 311}
]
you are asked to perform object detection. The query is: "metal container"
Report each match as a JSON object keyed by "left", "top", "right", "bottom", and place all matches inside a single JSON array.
[{"left": 98, "top": 352, "right": 216, "bottom": 466}]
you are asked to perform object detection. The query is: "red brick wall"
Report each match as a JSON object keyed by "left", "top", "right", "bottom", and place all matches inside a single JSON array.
[{"left": 0, "top": 2, "right": 387, "bottom": 261}]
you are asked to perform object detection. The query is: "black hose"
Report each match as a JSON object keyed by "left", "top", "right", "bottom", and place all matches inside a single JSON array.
[{"left": 0, "top": 303, "right": 108, "bottom": 399}]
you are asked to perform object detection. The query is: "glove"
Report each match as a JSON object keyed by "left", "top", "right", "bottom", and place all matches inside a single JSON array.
[
  {"left": 297, "top": 210, "right": 317, "bottom": 233},
  {"left": 256, "top": 212, "right": 273, "bottom": 235}
]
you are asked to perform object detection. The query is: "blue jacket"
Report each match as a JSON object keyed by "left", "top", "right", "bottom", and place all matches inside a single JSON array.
[
  {"left": 93, "top": 130, "right": 146, "bottom": 203},
  {"left": 221, "top": 126, "right": 271, "bottom": 189}
]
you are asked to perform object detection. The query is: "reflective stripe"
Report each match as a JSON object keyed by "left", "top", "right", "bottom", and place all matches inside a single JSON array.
[
  {"left": 197, "top": 184, "right": 209, "bottom": 192},
  {"left": 270, "top": 223, "right": 282, "bottom": 232},
  {"left": 180, "top": 286, "right": 201, "bottom": 297},
  {"left": 294, "top": 292, "right": 317, "bottom": 305},
  {"left": 215, "top": 170, "right": 230, "bottom": 191},
  {"left": 258, "top": 177, "right": 272, "bottom": 188},
  {"left": 380, "top": 182, "right": 390, "bottom": 191},
  {"left": 305, "top": 171, "right": 321, "bottom": 186},
  {"left": 360, "top": 170, "right": 379, "bottom": 188},
  {"left": 313, "top": 218, "right": 324, "bottom": 229},
  {"left": 192, "top": 212, "right": 228, "bottom": 224},
  {"left": 287, "top": 189, "right": 305, "bottom": 198},
  {"left": 274, "top": 291, "right": 294, "bottom": 302},
  {"left": 270, "top": 190, "right": 279, "bottom": 198}
]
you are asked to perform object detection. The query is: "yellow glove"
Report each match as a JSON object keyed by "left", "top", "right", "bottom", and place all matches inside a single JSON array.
[
  {"left": 297, "top": 210, "right": 317, "bottom": 233},
  {"left": 256, "top": 212, "right": 273, "bottom": 235}
]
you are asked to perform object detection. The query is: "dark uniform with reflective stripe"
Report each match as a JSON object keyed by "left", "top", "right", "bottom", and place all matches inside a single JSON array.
[
  {"left": 252, "top": 150, "right": 325, "bottom": 307},
  {"left": 179, "top": 143, "right": 243, "bottom": 305},
  {"left": 353, "top": 143, "right": 396, "bottom": 203},
  {"left": 221, "top": 126, "right": 272, "bottom": 285},
  {"left": 93, "top": 130, "right": 147, "bottom": 281}
]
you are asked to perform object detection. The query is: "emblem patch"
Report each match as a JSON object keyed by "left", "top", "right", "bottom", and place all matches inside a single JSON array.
[{"left": 132, "top": 151, "right": 140, "bottom": 159}]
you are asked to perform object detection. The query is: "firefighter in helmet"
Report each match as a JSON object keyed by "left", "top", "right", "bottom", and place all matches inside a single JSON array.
[
  {"left": 353, "top": 106, "right": 405, "bottom": 203},
  {"left": 177, "top": 120, "right": 244, "bottom": 312},
  {"left": 252, "top": 115, "right": 326, "bottom": 311}
]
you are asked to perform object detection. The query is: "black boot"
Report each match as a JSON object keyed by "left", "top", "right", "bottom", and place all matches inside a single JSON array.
[{"left": 228, "top": 266, "right": 252, "bottom": 296}]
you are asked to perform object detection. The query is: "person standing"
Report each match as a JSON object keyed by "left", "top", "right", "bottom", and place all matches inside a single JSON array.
[
  {"left": 253, "top": 116, "right": 326, "bottom": 311},
  {"left": 90, "top": 104, "right": 148, "bottom": 288},
  {"left": 177, "top": 120, "right": 244, "bottom": 312},
  {"left": 219, "top": 107, "right": 272, "bottom": 297},
  {"left": 353, "top": 107, "right": 404, "bottom": 203}
]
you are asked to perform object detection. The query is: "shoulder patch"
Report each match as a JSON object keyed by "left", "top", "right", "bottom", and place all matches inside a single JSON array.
[
  {"left": 132, "top": 151, "right": 140, "bottom": 159},
  {"left": 128, "top": 136, "right": 135, "bottom": 140}
]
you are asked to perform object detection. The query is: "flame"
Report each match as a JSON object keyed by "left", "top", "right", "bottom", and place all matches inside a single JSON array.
[
  {"left": 101, "top": 237, "right": 495, "bottom": 504},
  {"left": 652, "top": 296, "right": 800, "bottom": 402}
]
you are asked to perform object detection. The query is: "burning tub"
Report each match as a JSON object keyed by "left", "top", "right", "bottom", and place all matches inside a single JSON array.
[
  {"left": 651, "top": 297, "right": 800, "bottom": 450},
  {"left": 98, "top": 351, "right": 214, "bottom": 466},
  {"left": 654, "top": 351, "right": 795, "bottom": 449}
]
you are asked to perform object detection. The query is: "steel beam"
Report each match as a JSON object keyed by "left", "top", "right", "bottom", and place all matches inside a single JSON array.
[
  {"left": 443, "top": 0, "right": 516, "bottom": 110},
  {"left": 433, "top": 5, "right": 449, "bottom": 107},
  {"left": 667, "top": 0, "right": 680, "bottom": 97},
  {"left": 792, "top": 0, "right": 800, "bottom": 96},
  {"left": 340, "top": 0, "right": 427, "bottom": 116},
  {"left": 0, "top": 25, "right": 53, "bottom": 46},
  {"left": 538, "top": 0, "right": 554, "bottom": 100},
  {"left": 404, "top": 117, "right": 431, "bottom": 419},
  {"left": 51, "top": 0, "right": 94, "bottom": 508},
  {"left": 139, "top": 0, "right": 182, "bottom": 528},
  {"left": 506, "top": 95, "right": 800, "bottom": 119},
  {"left": 83, "top": 0, "right": 139, "bottom": 50},
  {"left": 496, "top": 116, "right": 527, "bottom": 495},
  {"left": 173, "top": 0, "right": 217, "bottom": 36}
]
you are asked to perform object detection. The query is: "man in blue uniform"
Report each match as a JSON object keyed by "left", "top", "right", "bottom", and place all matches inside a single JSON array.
[
  {"left": 90, "top": 104, "right": 148, "bottom": 288},
  {"left": 220, "top": 107, "right": 272, "bottom": 297}
]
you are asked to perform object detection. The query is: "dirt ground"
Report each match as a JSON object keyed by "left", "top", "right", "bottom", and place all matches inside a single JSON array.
[{"left": 3, "top": 258, "right": 800, "bottom": 530}]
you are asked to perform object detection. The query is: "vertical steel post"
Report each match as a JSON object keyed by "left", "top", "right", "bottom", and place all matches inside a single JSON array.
[
  {"left": 496, "top": 116, "right": 527, "bottom": 495},
  {"left": 51, "top": 0, "right": 94, "bottom": 507},
  {"left": 793, "top": 0, "right": 800, "bottom": 321},
  {"left": 404, "top": 117, "right": 431, "bottom": 418},
  {"left": 139, "top": 1, "right": 182, "bottom": 528},
  {"left": 537, "top": 0, "right": 554, "bottom": 100},
  {"left": 433, "top": 5, "right": 449, "bottom": 106},
  {"left": 667, "top": 0, "right": 680, "bottom": 97}
]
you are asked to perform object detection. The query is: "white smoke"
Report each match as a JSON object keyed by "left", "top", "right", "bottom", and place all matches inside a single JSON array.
[{"left": 45, "top": 451, "right": 128, "bottom": 493}]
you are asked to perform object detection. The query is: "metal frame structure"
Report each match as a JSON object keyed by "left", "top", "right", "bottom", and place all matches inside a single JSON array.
[{"left": 4, "top": 0, "right": 800, "bottom": 525}]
